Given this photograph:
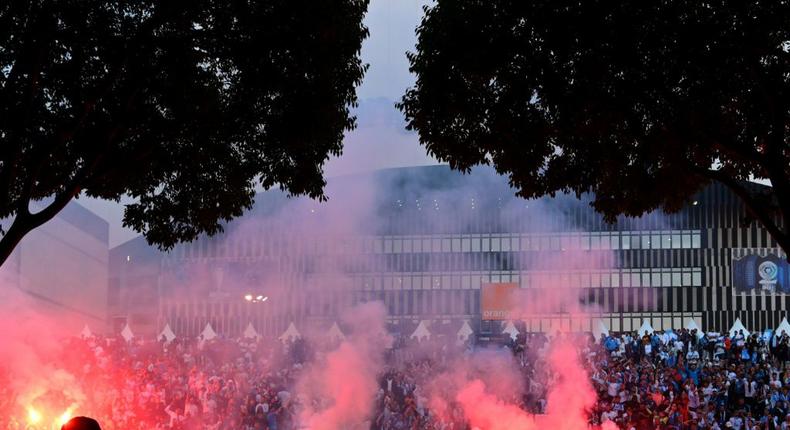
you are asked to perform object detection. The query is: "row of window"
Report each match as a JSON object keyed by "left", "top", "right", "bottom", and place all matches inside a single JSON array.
[
  {"left": 370, "top": 231, "right": 702, "bottom": 254},
  {"left": 479, "top": 312, "right": 704, "bottom": 334},
  {"left": 172, "top": 230, "right": 703, "bottom": 260},
  {"left": 322, "top": 268, "right": 704, "bottom": 291}
]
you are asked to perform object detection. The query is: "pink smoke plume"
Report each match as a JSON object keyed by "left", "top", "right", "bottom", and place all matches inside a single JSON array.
[{"left": 298, "top": 301, "right": 392, "bottom": 429}]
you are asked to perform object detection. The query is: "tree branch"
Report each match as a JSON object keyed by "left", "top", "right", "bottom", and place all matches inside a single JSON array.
[{"left": 698, "top": 167, "right": 790, "bottom": 259}]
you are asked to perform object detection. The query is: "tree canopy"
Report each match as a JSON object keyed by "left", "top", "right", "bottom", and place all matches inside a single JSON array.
[
  {"left": 400, "top": 1, "right": 790, "bottom": 255},
  {"left": 0, "top": 0, "right": 369, "bottom": 265}
]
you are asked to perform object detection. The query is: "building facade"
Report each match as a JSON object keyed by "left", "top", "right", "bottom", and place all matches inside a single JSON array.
[
  {"left": 111, "top": 166, "right": 787, "bottom": 338},
  {"left": 1, "top": 201, "right": 110, "bottom": 331}
]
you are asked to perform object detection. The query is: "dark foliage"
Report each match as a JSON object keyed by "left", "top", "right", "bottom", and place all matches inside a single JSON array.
[
  {"left": 400, "top": 1, "right": 790, "bottom": 255},
  {"left": 0, "top": 0, "right": 369, "bottom": 265}
]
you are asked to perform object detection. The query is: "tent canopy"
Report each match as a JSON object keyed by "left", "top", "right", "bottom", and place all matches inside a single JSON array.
[
  {"left": 410, "top": 320, "right": 431, "bottom": 341},
  {"left": 637, "top": 320, "right": 654, "bottom": 337},
  {"left": 327, "top": 322, "right": 345, "bottom": 342},
  {"left": 243, "top": 322, "right": 260, "bottom": 339},
  {"left": 502, "top": 321, "right": 519, "bottom": 340},
  {"left": 593, "top": 319, "right": 609, "bottom": 340},
  {"left": 279, "top": 322, "right": 301, "bottom": 342},
  {"left": 159, "top": 324, "right": 176, "bottom": 342},
  {"left": 120, "top": 324, "right": 134, "bottom": 342},
  {"left": 728, "top": 318, "right": 750, "bottom": 338},
  {"left": 457, "top": 320, "right": 474, "bottom": 342},
  {"left": 80, "top": 324, "right": 93, "bottom": 339},
  {"left": 776, "top": 317, "right": 790, "bottom": 338},
  {"left": 200, "top": 323, "right": 218, "bottom": 341}
]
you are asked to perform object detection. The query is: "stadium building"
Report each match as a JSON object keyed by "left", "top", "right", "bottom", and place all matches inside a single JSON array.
[
  {"left": 109, "top": 166, "right": 788, "bottom": 339},
  {"left": 1, "top": 201, "right": 110, "bottom": 331}
]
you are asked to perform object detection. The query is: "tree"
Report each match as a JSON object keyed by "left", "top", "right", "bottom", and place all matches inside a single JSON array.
[
  {"left": 0, "top": 0, "right": 369, "bottom": 266},
  {"left": 400, "top": 1, "right": 790, "bottom": 255}
]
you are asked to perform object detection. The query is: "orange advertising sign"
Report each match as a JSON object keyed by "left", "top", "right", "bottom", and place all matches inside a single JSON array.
[{"left": 481, "top": 283, "right": 517, "bottom": 320}]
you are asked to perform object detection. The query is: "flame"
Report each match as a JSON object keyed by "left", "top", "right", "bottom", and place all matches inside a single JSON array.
[
  {"left": 27, "top": 406, "right": 42, "bottom": 424},
  {"left": 58, "top": 408, "right": 74, "bottom": 426}
]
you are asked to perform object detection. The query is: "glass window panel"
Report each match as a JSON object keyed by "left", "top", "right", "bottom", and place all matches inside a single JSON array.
[
  {"left": 641, "top": 273, "right": 650, "bottom": 287},
  {"left": 471, "top": 238, "right": 481, "bottom": 252},
  {"left": 443, "top": 275, "right": 451, "bottom": 288},
  {"left": 662, "top": 272, "right": 672, "bottom": 287},
  {"left": 591, "top": 273, "right": 601, "bottom": 288},
  {"left": 550, "top": 237, "right": 561, "bottom": 250},
  {"left": 501, "top": 237, "right": 511, "bottom": 252},
  {"left": 580, "top": 235, "right": 591, "bottom": 250},
  {"left": 682, "top": 272, "right": 692, "bottom": 286},
  {"left": 651, "top": 234, "right": 661, "bottom": 249},
  {"left": 619, "top": 234, "right": 629, "bottom": 250},
  {"left": 510, "top": 237, "right": 519, "bottom": 251},
  {"left": 422, "top": 238, "right": 431, "bottom": 252},
  {"left": 611, "top": 273, "right": 620, "bottom": 287},
  {"left": 462, "top": 238, "right": 471, "bottom": 252},
  {"left": 384, "top": 239, "right": 393, "bottom": 253},
  {"left": 442, "top": 238, "right": 451, "bottom": 252},
  {"left": 682, "top": 234, "right": 692, "bottom": 249},
  {"left": 603, "top": 235, "right": 613, "bottom": 249},
  {"left": 591, "top": 235, "right": 600, "bottom": 250},
  {"left": 374, "top": 239, "right": 383, "bottom": 253},
  {"left": 433, "top": 238, "right": 442, "bottom": 253},
  {"left": 662, "top": 234, "right": 672, "bottom": 249},
  {"left": 692, "top": 233, "right": 701, "bottom": 248},
  {"left": 651, "top": 273, "right": 661, "bottom": 287},
  {"left": 641, "top": 234, "right": 651, "bottom": 249},
  {"left": 631, "top": 236, "right": 641, "bottom": 249},
  {"left": 491, "top": 237, "right": 501, "bottom": 252},
  {"left": 671, "top": 234, "right": 681, "bottom": 249},
  {"left": 393, "top": 239, "right": 402, "bottom": 253},
  {"left": 452, "top": 238, "right": 461, "bottom": 252},
  {"left": 692, "top": 271, "right": 702, "bottom": 286},
  {"left": 482, "top": 237, "right": 491, "bottom": 252},
  {"left": 540, "top": 236, "right": 551, "bottom": 250}
]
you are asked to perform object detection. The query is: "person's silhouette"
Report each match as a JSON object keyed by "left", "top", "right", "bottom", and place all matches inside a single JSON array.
[{"left": 61, "top": 416, "right": 101, "bottom": 430}]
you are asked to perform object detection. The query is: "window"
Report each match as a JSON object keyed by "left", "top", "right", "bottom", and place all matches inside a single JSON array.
[
  {"left": 692, "top": 233, "right": 701, "bottom": 248},
  {"left": 452, "top": 238, "right": 461, "bottom": 252},
  {"left": 393, "top": 239, "right": 402, "bottom": 253},
  {"left": 651, "top": 234, "right": 661, "bottom": 249},
  {"left": 471, "top": 237, "right": 481, "bottom": 252},
  {"left": 462, "top": 238, "right": 471, "bottom": 252},
  {"left": 641, "top": 234, "right": 651, "bottom": 249},
  {"left": 692, "top": 270, "right": 702, "bottom": 286},
  {"left": 682, "top": 233, "right": 692, "bottom": 249},
  {"left": 672, "top": 272, "right": 682, "bottom": 287},
  {"left": 491, "top": 237, "right": 501, "bottom": 252}
]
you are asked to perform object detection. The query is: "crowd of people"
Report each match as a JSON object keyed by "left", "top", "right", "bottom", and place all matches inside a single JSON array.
[{"left": 3, "top": 322, "right": 790, "bottom": 430}]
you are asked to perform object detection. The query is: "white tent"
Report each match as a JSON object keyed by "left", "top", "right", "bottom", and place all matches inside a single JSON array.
[
  {"left": 120, "top": 324, "right": 134, "bottom": 342},
  {"left": 502, "top": 321, "right": 519, "bottom": 341},
  {"left": 327, "top": 322, "right": 345, "bottom": 342},
  {"left": 728, "top": 318, "right": 750, "bottom": 338},
  {"left": 80, "top": 324, "right": 94, "bottom": 339},
  {"left": 279, "top": 322, "right": 301, "bottom": 343},
  {"left": 200, "top": 323, "right": 218, "bottom": 341},
  {"left": 457, "top": 320, "right": 474, "bottom": 343},
  {"left": 243, "top": 322, "right": 260, "bottom": 339},
  {"left": 593, "top": 319, "right": 609, "bottom": 340},
  {"left": 159, "top": 324, "right": 176, "bottom": 343},
  {"left": 637, "top": 320, "right": 654, "bottom": 337},
  {"left": 684, "top": 318, "right": 704, "bottom": 338},
  {"left": 775, "top": 317, "right": 790, "bottom": 338},
  {"left": 410, "top": 320, "right": 431, "bottom": 341}
]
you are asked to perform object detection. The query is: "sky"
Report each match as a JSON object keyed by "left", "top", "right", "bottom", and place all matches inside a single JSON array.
[{"left": 79, "top": 0, "right": 437, "bottom": 247}]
